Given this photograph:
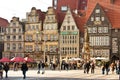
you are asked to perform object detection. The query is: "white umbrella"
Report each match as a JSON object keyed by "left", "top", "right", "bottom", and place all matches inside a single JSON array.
[{"left": 95, "top": 57, "right": 107, "bottom": 60}]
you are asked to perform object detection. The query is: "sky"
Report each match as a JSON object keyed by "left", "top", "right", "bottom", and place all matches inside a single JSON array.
[{"left": 0, "top": 0, "right": 52, "bottom": 22}]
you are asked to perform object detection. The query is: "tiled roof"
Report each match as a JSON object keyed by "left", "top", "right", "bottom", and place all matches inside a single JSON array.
[
  {"left": 85, "top": 0, "right": 120, "bottom": 28},
  {"left": 0, "top": 17, "right": 9, "bottom": 27},
  {"left": 56, "top": 11, "right": 84, "bottom": 32}
]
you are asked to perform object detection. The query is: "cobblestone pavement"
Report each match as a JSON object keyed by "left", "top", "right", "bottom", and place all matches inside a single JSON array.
[{"left": 1, "top": 68, "right": 119, "bottom": 80}]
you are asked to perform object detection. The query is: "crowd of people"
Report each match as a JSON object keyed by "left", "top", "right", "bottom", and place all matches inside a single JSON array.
[{"left": 0, "top": 60, "right": 120, "bottom": 79}]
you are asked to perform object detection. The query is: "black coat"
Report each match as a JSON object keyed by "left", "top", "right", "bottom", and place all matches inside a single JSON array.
[
  {"left": 21, "top": 63, "right": 28, "bottom": 71},
  {"left": 4, "top": 64, "right": 9, "bottom": 71}
]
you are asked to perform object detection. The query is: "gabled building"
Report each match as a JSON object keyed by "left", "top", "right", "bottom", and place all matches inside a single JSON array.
[
  {"left": 3, "top": 17, "right": 24, "bottom": 58},
  {"left": 24, "top": 7, "right": 44, "bottom": 61},
  {"left": 59, "top": 8, "right": 80, "bottom": 60},
  {"left": 85, "top": 3, "right": 112, "bottom": 60},
  {"left": 0, "top": 18, "right": 9, "bottom": 58},
  {"left": 43, "top": 7, "right": 59, "bottom": 63},
  {"left": 84, "top": 0, "right": 120, "bottom": 60}
]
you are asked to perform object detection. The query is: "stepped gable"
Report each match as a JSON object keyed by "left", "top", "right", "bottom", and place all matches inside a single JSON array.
[
  {"left": 0, "top": 17, "right": 9, "bottom": 27},
  {"left": 85, "top": 0, "right": 120, "bottom": 28}
]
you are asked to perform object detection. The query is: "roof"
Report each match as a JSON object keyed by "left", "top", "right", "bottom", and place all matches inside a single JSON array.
[
  {"left": 56, "top": 10, "right": 84, "bottom": 32},
  {"left": 0, "top": 17, "right": 9, "bottom": 27},
  {"left": 85, "top": 0, "right": 120, "bottom": 28}
]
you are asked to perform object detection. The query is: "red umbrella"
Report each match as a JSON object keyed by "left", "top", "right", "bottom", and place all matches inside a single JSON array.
[
  {"left": 11, "top": 57, "right": 25, "bottom": 62},
  {"left": 24, "top": 57, "right": 33, "bottom": 62},
  {"left": 0, "top": 57, "right": 10, "bottom": 62}
]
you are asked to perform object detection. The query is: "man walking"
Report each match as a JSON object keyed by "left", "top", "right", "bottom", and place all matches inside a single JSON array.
[
  {"left": 21, "top": 61, "right": 28, "bottom": 79},
  {"left": 37, "top": 61, "right": 45, "bottom": 74},
  {"left": 3, "top": 63, "right": 9, "bottom": 78}
]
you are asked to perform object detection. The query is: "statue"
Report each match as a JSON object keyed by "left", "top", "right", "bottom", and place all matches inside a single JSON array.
[{"left": 82, "top": 27, "right": 90, "bottom": 61}]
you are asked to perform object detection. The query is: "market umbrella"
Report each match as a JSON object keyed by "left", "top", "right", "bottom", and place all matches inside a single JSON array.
[
  {"left": 10, "top": 57, "right": 25, "bottom": 62},
  {"left": 24, "top": 57, "right": 33, "bottom": 62},
  {"left": 0, "top": 57, "right": 10, "bottom": 62}
]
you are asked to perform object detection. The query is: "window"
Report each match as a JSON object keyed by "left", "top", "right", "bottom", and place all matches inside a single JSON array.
[
  {"left": 63, "top": 26, "right": 66, "bottom": 30},
  {"left": 12, "top": 23, "right": 16, "bottom": 26},
  {"left": 72, "top": 26, "right": 75, "bottom": 30},
  {"left": 13, "top": 29, "right": 16, "bottom": 33},
  {"left": 93, "top": 27, "right": 97, "bottom": 33},
  {"left": 68, "top": 26, "right": 70, "bottom": 30},
  {"left": 18, "top": 43, "right": 22, "bottom": 50},
  {"left": 13, "top": 43, "right": 16, "bottom": 50},
  {"left": 7, "top": 36, "right": 10, "bottom": 40},
  {"left": 95, "top": 9, "right": 100, "bottom": 13},
  {"left": 19, "top": 29, "right": 21, "bottom": 32},
  {"left": 98, "top": 27, "right": 102, "bottom": 33},
  {"left": 18, "top": 35, "right": 22, "bottom": 39},
  {"left": 91, "top": 17, "right": 94, "bottom": 21},
  {"left": 96, "top": 17, "right": 100, "bottom": 21},
  {"left": 104, "top": 27, "right": 108, "bottom": 33},
  {"left": 101, "top": 17, "right": 105, "bottom": 21},
  {"left": 61, "top": 6, "right": 67, "bottom": 11},
  {"left": 13, "top": 36, "right": 16, "bottom": 40}
]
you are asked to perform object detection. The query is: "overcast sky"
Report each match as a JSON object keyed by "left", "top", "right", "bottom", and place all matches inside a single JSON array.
[{"left": 0, "top": 0, "right": 52, "bottom": 22}]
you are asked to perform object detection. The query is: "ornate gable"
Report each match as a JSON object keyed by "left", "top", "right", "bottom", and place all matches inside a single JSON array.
[
  {"left": 86, "top": 3, "right": 110, "bottom": 26},
  {"left": 60, "top": 8, "right": 78, "bottom": 32}
]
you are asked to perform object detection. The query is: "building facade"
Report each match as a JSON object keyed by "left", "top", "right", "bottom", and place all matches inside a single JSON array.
[
  {"left": 86, "top": 4, "right": 112, "bottom": 60},
  {"left": 60, "top": 8, "right": 80, "bottom": 60},
  {"left": 3, "top": 17, "right": 24, "bottom": 58},
  {"left": 0, "top": 18, "right": 9, "bottom": 58},
  {"left": 111, "top": 29, "right": 120, "bottom": 60},
  {"left": 43, "top": 7, "right": 59, "bottom": 63},
  {"left": 24, "top": 7, "right": 43, "bottom": 61}
]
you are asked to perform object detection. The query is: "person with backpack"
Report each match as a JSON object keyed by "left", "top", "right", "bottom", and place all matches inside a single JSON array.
[
  {"left": 0, "top": 63, "right": 3, "bottom": 79},
  {"left": 3, "top": 63, "right": 10, "bottom": 78}
]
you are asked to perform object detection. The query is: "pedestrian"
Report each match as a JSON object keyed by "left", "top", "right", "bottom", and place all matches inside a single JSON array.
[
  {"left": 110, "top": 62, "right": 115, "bottom": 74},
  {"left": 37, "top": 61, "right": 45, "bottom": 74},
  {"left": 3, "top": 63, "right": 9, "bottom": 78},
  {"left": 83, "top": 61, "right": 87, "bottom": 73},
  {"left": 37, "top": 61, "right": 42, "bottom": 74},
  {"left": 0, "top": 63, "right": 3, "bottom": 79},
  {"left": 105, "top": 61, "right": 110, "bottom": 75},
  {"left": 101, "top": 62, "right": 105, "bottom": 74},
  {"left": 41, "top": 61, "right": 45, "bottom": 74},
  {"left": 86, "top": 61, "right": 91, "bottom": 74},
  {"left": 21, "top": 61, "right": 28, "bottom": 79},
  {"left": 91, "top": 61, "right": 95, "bottom": 74}
]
